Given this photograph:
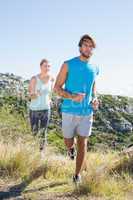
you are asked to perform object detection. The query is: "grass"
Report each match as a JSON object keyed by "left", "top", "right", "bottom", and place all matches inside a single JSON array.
[
  {"left": 77, "top": 152, "right": 133, "bottom": 200},
  {"left": 0, "top": 106, "right": 133, "bottom": 200}
]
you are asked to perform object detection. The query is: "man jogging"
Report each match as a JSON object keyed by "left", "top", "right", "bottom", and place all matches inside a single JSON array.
[{"left": 54, "top": 34, "right": 99, "bottom": 183}]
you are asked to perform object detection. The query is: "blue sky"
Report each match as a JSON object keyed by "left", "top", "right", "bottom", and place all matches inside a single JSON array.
[{"left": 0, "top": 0, "right": 133, "bottom": 97}]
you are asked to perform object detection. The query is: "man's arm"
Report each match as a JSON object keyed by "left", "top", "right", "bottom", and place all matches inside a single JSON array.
[
  {"left": 92, "top": 81, "right": 99, "bottom": 110},
  {"left": 92, "top": 81, "right": 97, "bottom": 99},
  {"left": 54, "top": 63, "right": 73, "bottom": 99},
  {"left": 54, "top": 63, "right": 85, "bottom": 102}
]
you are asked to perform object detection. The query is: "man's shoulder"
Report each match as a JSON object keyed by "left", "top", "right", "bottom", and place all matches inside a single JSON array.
[{"left": 64, "top": 57, "right": 78, "bottom": 65}]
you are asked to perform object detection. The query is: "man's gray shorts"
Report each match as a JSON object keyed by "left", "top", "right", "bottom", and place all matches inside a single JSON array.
[{"left": 62, "top": 112, "right": 93, "bottom": 138}]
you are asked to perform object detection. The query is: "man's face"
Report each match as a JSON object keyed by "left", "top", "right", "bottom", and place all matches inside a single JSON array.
[
  {"left": 40, "top": 62, "right": 50, "bottom": 73},
  {"left": 80, "top": 40, "right": 94, "bottom": 58}
]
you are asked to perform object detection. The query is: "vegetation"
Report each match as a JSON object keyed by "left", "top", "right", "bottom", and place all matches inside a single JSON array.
[{"left": 0, "top": 73, "right": 133, "bottom": 199}]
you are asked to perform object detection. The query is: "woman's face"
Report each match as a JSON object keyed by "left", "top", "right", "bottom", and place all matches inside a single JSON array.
[{"left": 40, "top": 62, "right": 50, "bottom": 73}]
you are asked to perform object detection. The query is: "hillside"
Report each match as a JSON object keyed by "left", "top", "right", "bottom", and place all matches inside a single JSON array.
[
  {"left": 0, "top": 73, "right": 133, "bottom": 199},
  {"left": 0, "top": 73, "right": 133, "bottom": 151}
]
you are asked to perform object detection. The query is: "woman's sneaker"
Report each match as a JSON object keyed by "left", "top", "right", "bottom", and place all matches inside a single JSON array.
[
  {"left": 39, "top": 139, "right": 48, "bottom": 151},
  {"left": 68, "top": 147, "right": 76, "bottom": 160}
]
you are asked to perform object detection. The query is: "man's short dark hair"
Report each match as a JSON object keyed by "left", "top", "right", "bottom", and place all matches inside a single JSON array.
[
  {"left": 78, "top": 34, "right": 96, "bottom": 48},
  {"left": 40, "top": 59, "right": 48, "bottom": 66}
]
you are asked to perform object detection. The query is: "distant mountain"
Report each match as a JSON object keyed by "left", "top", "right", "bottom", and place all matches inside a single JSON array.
[
  {"left": 0, "top": 73, "right": 29, "bottom": 97},
  {"left": 95, "top": 95, "right": 133, "bottom": 133}
]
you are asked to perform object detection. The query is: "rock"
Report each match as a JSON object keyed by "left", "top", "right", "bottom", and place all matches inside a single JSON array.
[
  {"left": 125, "top": 104, "right": 133, "bottom": 114},
  {"left": 113, "top": 118, "right": 132, "bottom": 133},
  {"left": 120, "top": 145, "right": 133, "bottom": 157}
]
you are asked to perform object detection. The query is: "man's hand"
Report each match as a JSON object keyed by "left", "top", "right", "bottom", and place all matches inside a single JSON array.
[
  {"left": 92, "top": 98, "right": 99, "bottom": 110},
  {"left": 71, "top": 93, "right": 86, "bottom": 102}
]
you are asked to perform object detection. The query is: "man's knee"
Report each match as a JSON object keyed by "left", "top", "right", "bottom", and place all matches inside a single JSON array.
[
  {"left": 64, "top": 137, "right": 74, "bottom": 148},
  {"left": 77, "top": 136, "right": 87, "bottom": 151}
]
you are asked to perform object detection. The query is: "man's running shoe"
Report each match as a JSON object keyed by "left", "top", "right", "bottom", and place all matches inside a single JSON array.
[
  {"left": 68, "top": 147, "right": 76, "bottom": 160},
  {"left": 73, "top": 174, "right": 82, "bottom": 184}
]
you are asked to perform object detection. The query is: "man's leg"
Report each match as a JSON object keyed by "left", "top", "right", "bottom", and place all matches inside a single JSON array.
[
  {"left": 75, "top": 115, "right": 93, "bottom": 177},
  {"left": 64, "top": 137, "right": 74, "bottom": 150},
  {"left": 64, "top": 137, "right": 77, "bottom": 160},
  {"left": 75, "top": 136, "right": 87, "bottom": 176},
  {"left": 62, "top": 113, "right": 76, "bottom": 157}
]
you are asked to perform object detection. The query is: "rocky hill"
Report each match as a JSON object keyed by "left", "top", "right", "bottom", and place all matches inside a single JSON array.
[
  {"left": 0, "top": 73, "right": 29, "bottom": 98},
  {"left": 0, "top": 73, "right": 133, "bottom": 150}
]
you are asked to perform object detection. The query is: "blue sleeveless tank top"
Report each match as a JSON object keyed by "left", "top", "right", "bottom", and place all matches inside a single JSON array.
[{"left": 61, "top": 57, "right": 99, "bottom": 116}]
